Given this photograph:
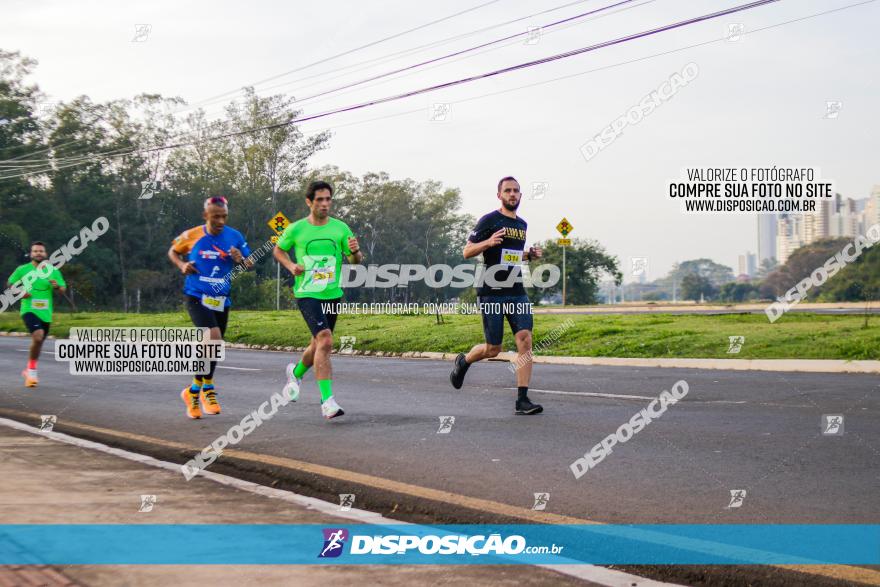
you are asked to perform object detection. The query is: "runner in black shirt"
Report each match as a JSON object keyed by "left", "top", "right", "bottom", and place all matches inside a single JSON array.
[{"left": 449, "top": 176, "right": 544, "bottom": 414}]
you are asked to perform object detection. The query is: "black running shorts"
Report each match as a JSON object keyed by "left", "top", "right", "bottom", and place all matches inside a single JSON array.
[
  {"left": 478, "top": 294, "right": 533, "bottom": 346},
  {"left": 22, "top": 312, "right": 50, "bottom": 336},
  {"left": 297, "top": 296, "right": 342, "bottom": 336},
  {"left": 185, "top": 295, "right": 230, "bottom": 336}
]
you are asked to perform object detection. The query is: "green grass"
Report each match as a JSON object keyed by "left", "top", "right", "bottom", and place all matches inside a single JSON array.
[{"left": 1, "top": 310, "right": 877, "bottom": 360}]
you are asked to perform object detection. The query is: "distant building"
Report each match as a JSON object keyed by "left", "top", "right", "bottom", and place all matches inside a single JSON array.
[
  {"left": 775, "top": 195, "right": 835, "bottom": 264},
  {"left": 802, "top": 196, "right": 832, "bottom": 243},
  {"left": 863, "top": 185, "right": 880, "bottom": 230},
  {"left": 757, "top": 214, "right": 777, "bottom": 263},
  {"left": 830, "top": 193, "right": 860, "bottom": 238},
  {"left": 761, "top": 187, "right": 880, "bottom": 266},
  {"left": 776, "top": 215, "right": 804, "bottom": 264},
  {"left": 738, "top": 252, "right": 758, "bottom": 277}
]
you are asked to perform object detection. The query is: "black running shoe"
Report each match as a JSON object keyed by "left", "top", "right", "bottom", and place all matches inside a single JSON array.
[
  {"left": 449, "top": 352, "right": 470, "bottom": 389},
  {"left": 515, "top": 397, "right": 543, "bottom": 415}
]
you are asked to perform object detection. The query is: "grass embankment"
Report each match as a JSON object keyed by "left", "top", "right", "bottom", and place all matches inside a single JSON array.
[{"left": 0, "top": 310, "right": 877, "bottom": 360}]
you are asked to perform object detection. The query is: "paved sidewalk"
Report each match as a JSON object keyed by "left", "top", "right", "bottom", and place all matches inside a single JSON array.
[{"left": 0, "top": 426, "right": 594, "bottom": 587}]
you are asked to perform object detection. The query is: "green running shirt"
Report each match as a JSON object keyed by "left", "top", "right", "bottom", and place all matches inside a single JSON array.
[
  {"left": 7, "top": 262, "right": 66, "bottom": 322},
  {"left": 276, "top": 217, "right": 354, "bottom": 300}
]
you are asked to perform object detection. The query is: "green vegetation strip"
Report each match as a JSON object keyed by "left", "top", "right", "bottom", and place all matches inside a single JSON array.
[{"left": 1, "top": 311, "right": 877, "bottom": 360}]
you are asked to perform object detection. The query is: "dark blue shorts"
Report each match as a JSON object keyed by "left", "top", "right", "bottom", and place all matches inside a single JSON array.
[
  {"left": 22, "top": 312, "right": 50, "bottom": 335},
  {"left": 478, "top": 294, "right": 533, "bottom": 346},
  {"left": 185, "top": 296, "right": 229, "bottom": 336},
  {"left": 297, "top": 297, "right": 342, "bottom": 337}
]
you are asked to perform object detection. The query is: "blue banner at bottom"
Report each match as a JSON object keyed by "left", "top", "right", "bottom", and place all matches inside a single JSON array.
[{"left": 0, "top": 524, "right": 877, "bottom": 565}]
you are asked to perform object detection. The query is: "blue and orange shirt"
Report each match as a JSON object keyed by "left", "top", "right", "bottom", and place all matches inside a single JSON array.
[{"left": 171, "top": 225, "right": 251, "bottom": 306}]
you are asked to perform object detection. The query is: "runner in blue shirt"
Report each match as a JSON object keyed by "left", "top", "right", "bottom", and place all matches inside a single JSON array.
[{"left": 168, "top": 196, "right": 253, "bottom": 419}]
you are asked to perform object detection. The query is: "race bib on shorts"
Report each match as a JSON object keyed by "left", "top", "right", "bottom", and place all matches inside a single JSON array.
[
  {"left": 200, "top": 294, "right": 226, "bottom": 311},
  {"left": 31, "top": 299, "right": 49, "bottom": 310},
  {"left": 500, "top": 248, "right": 523, "bottom": 267}
]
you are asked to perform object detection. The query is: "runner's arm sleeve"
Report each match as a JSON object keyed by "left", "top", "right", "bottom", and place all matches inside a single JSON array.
[
  {"left": 238, "top": 234, "right": 252, "bottom": 258},
  {"left": 52, "top": 268, "right": 66, "bottom": 288},
  {"left": 7, "top": 265, "right": 24, "bottom": 286},
  {"left": 171, "top": 231, "right": 193, "bottom": 254},
  {"left": 341, "top": 224, "right": 354, "bottom": 256},
  {"left": 276, "top": 224, "right": 295, "bottom": 252},
  {"left": 467, "top": 216, "right": 491, "bottom": 243}
]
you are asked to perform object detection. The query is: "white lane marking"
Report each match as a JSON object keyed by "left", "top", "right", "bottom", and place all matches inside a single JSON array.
[
  {"left": 507, "top": 388, "right": 655, "bottom": 401},
  {"left": 511, "top": 390, "right": 814, "bottom": 409},
  {"left": 0, "top": 416, "right": 682, "bottom": 587},
  {"left": 16, "top": 349, "right": 55, "bottom": 355},
  {"left": 510, "top": 390, "right": 751, "bottom": 406}
]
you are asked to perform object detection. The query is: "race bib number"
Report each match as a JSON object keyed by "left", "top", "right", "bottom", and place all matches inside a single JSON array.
[
  {"left": 200, "top": 294, "right": 226, "bottom": 311},
  {"left": 31, "top": 299, "right": 49, "bottom": 310},
  {"left": 300, "top": 254, "right": 338, "bottom": 293},
  {"left": 500, "top": 248, "right": 523, "bottom": 267},
  {"left": 311, "top": 266, "right": 336, "bottom": 287}
]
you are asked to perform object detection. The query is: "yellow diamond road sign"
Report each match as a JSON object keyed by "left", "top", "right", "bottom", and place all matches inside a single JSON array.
[
  {"left": 557, "top": 238, "right": 571, "bottom": 246},
  {"left": 268, "top": 211, "right": 290, "bottom": 236},
  {"left": 556, "top": 217, "right": 573, "bottom": 237}
]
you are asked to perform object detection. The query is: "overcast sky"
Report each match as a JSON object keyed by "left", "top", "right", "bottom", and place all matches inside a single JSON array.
[{"left": 3, "top": 0, "right": 878, "bottom": 280}]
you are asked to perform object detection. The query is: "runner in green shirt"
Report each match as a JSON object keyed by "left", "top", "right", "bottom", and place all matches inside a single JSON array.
[
  {"left": 6, "top": 242, "right": 67, "bottom": 387},
  {"left": 273, "top": 180, "right": 363, "bottom": 419}
]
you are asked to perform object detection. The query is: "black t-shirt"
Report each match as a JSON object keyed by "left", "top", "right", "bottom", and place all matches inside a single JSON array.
[{"left": 468, "top": 210, "right": 528, "bottom": 296}]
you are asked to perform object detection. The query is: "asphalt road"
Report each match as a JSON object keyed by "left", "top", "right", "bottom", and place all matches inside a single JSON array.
[{"left": 1, "top": 336, "right": 878, "bottom": 585}]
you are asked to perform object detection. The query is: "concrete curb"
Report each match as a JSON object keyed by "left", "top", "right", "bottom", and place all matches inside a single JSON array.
[
  {"left": 533, "top": 301, "right": 872, "bottom": 314},
  {"left": 2, "top": 331, "right": 876, "bottom": 374},
  {"left": 334, "top": 351, "right": 880, "bottom": 374}
]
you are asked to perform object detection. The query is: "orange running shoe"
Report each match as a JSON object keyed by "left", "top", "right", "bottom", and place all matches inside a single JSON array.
[
  {"left": 21, "top": 369, "right": 38, "bottom": 388},
  {"left": 200, "top": 388, "right": 221, "bottom": 415},
  {"left": 181, "top": 387, "right": 201, "bottom": 419}
]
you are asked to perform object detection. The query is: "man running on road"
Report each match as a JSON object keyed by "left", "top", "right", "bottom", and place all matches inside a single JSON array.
[
  {"left": 449, "top": 176, "right": 544, "bottom": 414},
  {"left": 7, "top": 242, "right": 66, "bottom": 387},
  {"left": 273, "top": 180, "right": 363, "bottom": 420},
  {"left": 168, "top": 196, "right": 253, "bottom": 419}
]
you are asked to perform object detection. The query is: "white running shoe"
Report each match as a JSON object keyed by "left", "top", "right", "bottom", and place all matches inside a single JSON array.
[
  {"left": 22, "top": 369, "right": 38, "bottom": 388},
  {"left": 321, "top": 396, "right": 344, "bottom": 420},
  {"left": 283, "top": 363, "right": 302, "bottom": 402}
]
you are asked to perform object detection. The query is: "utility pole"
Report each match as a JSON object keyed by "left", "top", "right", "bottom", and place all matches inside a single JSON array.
[
  {"left": 267, "top": 210, "right": 291, "bottom": 311},
  {"left": 272, "top": 188, "right": 280, "bottom": 311},
  {"left": 562, "top": 245, "right": 566, "bottom": 306},
  {"left": 555, "top": 217, "right": 574, "bottom": 306}
]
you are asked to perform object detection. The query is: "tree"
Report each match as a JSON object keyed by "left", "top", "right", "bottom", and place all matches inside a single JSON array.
[
  {"left": 760, "top": 238, "right": 849, "bottom": 300},
  {"left": 650, "top": 258, "right": 734, "bottom": 300},
  {"left": 0, "top": 50, "right": 46, "bottom": 281},
  {"left": 681, "top": 273, "right": 715, "bottom": 301},
  {"left": 329, "top": 169, "right": 474, "bottom": 303},
  {"left": 718, "top": 281, "right": 759, "bottom": 302},
  {"left": 671, "top": 258, "right": 734, "bottom": 286},
  {"left": 756, "top": 257, "right": 778, "bottom": 279},
  {"left": 0, "top": 50, "right": 630, "bottom": 313},
  {"left": 529, "top": 238, "right": 621, "bottom": 305}
]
